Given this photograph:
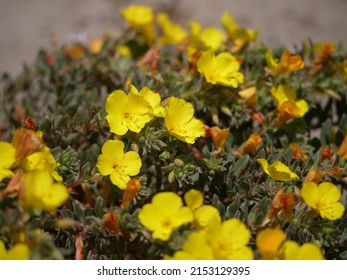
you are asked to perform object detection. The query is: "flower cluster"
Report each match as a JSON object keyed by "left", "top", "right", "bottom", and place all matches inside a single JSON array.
[{"left": 1, "top": 3, "right": 347, "bottom": 260}]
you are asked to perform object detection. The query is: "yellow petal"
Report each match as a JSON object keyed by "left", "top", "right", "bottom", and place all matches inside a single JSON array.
[
  {"left": 122, "top": 151, "right": 142, "bottom": 176},
  {"left": 184, "top": 189, "right": 203, "bottom": 210},
  {"left": 152, "top": 192, "right": 183, "bottom": 215},
  {"left": 172, "top": 207, "right": 194, "bottom": 228},
  {"left": 268, "top": 161, "right": 299, "bottom": 181},
  {"left": 295, "top": 99, "right": 309, "bottom": 117},
  {"left": 257, "top": 158, "right": 270, "bottom": 175},
  {"left": 101, "top": 140, "right": 124, "bottom": 160},
  {"left": 283, "top": 241, "right": 324, "bottom": 260},
  {"left": 301, "top": 182, "right": 319, "bottom": 209},
  {"left": 110, "top": 172, "right": 130, "bottom": 190},
  {"left": 256, "top": 228, "right": 286, "bottom": 259},
  {"left": 6, "top": 244, "right": 30, "bottom": 260},
  {"left": 318, "top": 182, "right": 341, "bottom": 202}
]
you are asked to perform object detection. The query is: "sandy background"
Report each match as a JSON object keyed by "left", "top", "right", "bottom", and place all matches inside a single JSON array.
[{"left": 1, "top": 0, "right": 347, "bottom": 76}]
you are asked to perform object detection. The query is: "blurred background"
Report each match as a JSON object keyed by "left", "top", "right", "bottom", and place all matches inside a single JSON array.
[{"left": 1, "top": 0, "right": 347, "bottom": 76}]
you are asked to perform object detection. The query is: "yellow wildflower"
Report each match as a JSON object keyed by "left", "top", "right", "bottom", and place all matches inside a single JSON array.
[
  {"left": 238, "top": 86, "right": 258, "bottom": 108},
  {"left": 138, "top": 192, "right": 193, "bottom": 241},
  {"left": 120, "top": 5, "right": 153, "bottom": 28},
  {"left": 221, "top": 12, "right": 258, "bottom": 52},
  {"left": 184, "top": 189, "right": 221, "bottom": 231},
  {"left": 21, "top": 171, "right": 68, "bottom": 211},
  {"left": 131, "top": 84, "right": 165, "bottom": 117},
  {"left": 256, "top": 228, "right": 286, "bottom": 259},
  {"left": 97, "top": 140, "right": 142, "bottom": 190},
  {"left": 188, "top": 22, "right": 226, "bottom": 51},
  {"left": 240, "top": 133, "right": 262, "bottom": 155},
  {"left": 266, "top": 49, "right": 304, "bottom": 75},
  {"left": 165, "top": 231, "right": 214, "bottom": 260},
  {"left": 207, "top": 218, "right": 253, "bottom": 260},
  {"left": 257, "top": 158, "right": 299, "bottom": 181},
  {"left": 0, "top": 241, "right": 30, "bottom": 260},
  {"left": 116, "top": 45, "right": 131, "bottom": 57},
  {"left": 282, "top": 240, "right": 324, "bottom": 260},
  {"left": 119, "top": 5, "right": 156, "bottom": 45},
  {"left": 21, "top": 146, "right": 62, "bottom": 182},
  {"left": 197, "top": 49, "right": 244, "bottom": 88},
  {"left": 256, "top": 228, "right": 325, "bottom": 260},
  {"left": 301, "top": 182, "right": 344, "bottom": 220},
  {"left": 164, "top": 97, "right": 204, "bottom": 144},
  {"left": 0, "top": 142, "right": 16, "bottom": 182},
  {"left": 157, "top": 13, "right": 187, "bottom": 45},
  {"left": 271, "top": 85, "right": 308, "bottom": 123},
  {"left": 106, "top": 87, "right": 152, "bottom": 135}
]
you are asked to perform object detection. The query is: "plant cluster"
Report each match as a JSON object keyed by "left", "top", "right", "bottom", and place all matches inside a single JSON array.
[{"left": 1, "top": 5, "right": 347, "bottom": 260}]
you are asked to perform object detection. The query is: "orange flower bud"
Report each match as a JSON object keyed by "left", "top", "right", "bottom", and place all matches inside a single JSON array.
[
  {"left": 210, "top": 126, "right": 230, "bottom": 150},
  {"left": 304, "top": 165, "right": 325, "bottom": 183},
  {"left": 321, "top": 146, "right": 332, "bottom": 160},
  {"left": 289, "top": 143, "right": 307, "bottom": 161},
  {"left": 269, "top": 188, "right": 296, "bottom": 218},
  {"left": 121, "top": 179, "right": 141, "bottom": 208},
  {"left": 102, "top": 212, "right": 120, "bottom": 234},
  {"left": 240, "top": 133, "right": 262, "bottom": 155}
]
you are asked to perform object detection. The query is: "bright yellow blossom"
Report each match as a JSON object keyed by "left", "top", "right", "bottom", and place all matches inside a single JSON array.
[
  {"left": 266, "top": 49, "right": 304, "bottom": 75},
  {"left": 131, "top": 84, "right": 165, "bottom": 117},
  {"left": 164, "top": 97, "right": 204, "bottom": 144},
  {"left": 106, "top": 87, "right": 152, "bottom": 135},
  {"left": 0, "top": 241, "right": 30, "bottom": 260},
  {"left": 97, "top": 140, "right": 142, "bottom": 190},
  {"left": 221, "top": 12, "right": 258, "bottom": 52},
  {"left": 188, "top": 22, "right": 226, "bottom": 51},
  {"left": 119, "top": 5, "right": 156, "bottom": 45},
  {"left": 257, "top": 158, "right": 299, "bottom": 181},
  {"left": 256, "top": 228, "right": 286, "bottom": 259},
  {"left": 197, "top": 49, "right": 244, "bottom": 87},
  {"left": 301, "top": 182, "right": 344, "bottom": 220},
  {"left": 207, "top": 218, "right": 253, "bottom": 260},
  {"left": 138, "top": 192, "right": 194, "bottom": 241},
  {"left": 21, "top": 171, "right": 68, "bottom": 211},
  {"left": 0, "top": 142, "right": 16, "bottom": 182},
  {"left": 240, "top": 133, "right": 262, "bottom": 155},
  {"left": 184, "top": 189, "right": 221, "bottom": 231},
  {"left": 120, "top": 5, "right": 153, "bottom": 28},
  {"left": 271, "top": 85, "right": 308, "bottom": 123},
  {"left": 157, "top": 13, "right": 187, "bottom": 45},
  {"left": 21, "top": 146, "right": 62, "bottom": 182},
  {"left": 165, "top": 231, "right": 214, "bottom": 260},
  {"left": 282, "top": 240, "right": 324, "bottom": 260},
  {"left": 256, "top": 228, "right": 325, "bottom": 260}
]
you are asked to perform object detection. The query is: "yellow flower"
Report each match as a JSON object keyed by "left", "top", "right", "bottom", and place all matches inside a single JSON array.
[
  {"left": 97, "top": 140, "right": 142, "bottom": 190},
  {"left": 116, "top": 45, "right": 131, "bottom": 57},
  {"left": 257, "top": 158, "right": 299, "bottom": 181},
  {"left": 119, "top": 5, "right": 156, "bottom": 45},
  {"left": 106, "top": 86, "right": 152, "bottom": 135},
  {"left": 21, "top": 171, "right": 68, "bottom": 211},
  {"left": 197, "top": 49, "right": 244, "bottom": 88},
  {"left": 165, "top": 231, "right": 214, "bottom": 260},
  {"left": 301, "top": 182, "right": 344, "bottom": 220},
  {"left": 21, "top": 146, "right": 62, "bottom": 182},
  {"left": 266, "top": 49, "right": 304, "bottom": 75},
  {"left": 184, "top": 189, "right": 221, "bottom": 231},
  {"left": 164, "top": 97, "right": 204, "bottom": 144},
  {"left": 188, "top": 22, "right": 226, "bottom": 51},
  {"left": 238, "top": 86, "right": 258, "bottom": 108},
  {"left": 256, "top": 228, "right": 286, "bottom": 259},
  {"left": 138, "top": 192, "right": 194, "bottom": 241},
  {"left": 120, "top": 5, "right": 153, "bottom": 28},
  {"left": 271, "top": 85, "right": 308, "bottom": 123},
  {"left": 240, "top": 133, "right": 262, "bottom": 155},
  {"left": 0, "top": 241, "right": 30, "bottom": 260},
  {"left": 256, "top": 228, "right": 325, "bottom": 260},
  {"left": 0, "top": 142, "right": 16, "bottom": 182},
  {"left": 221, "top": 12, "right": 258, "bottom": 52},
  {"left": 157, "top": 13, "right": 187, "bottom": 45},
  {"left": 282, "top": 240, "right": 324, "bottom": 260},
  {"left": 207, "top": 218, "right": 253, "bottom": 260},
  {"left": 131, "top": 85, "right": 165, "bottom": 117}
]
